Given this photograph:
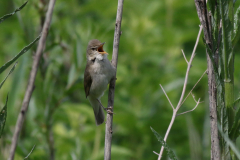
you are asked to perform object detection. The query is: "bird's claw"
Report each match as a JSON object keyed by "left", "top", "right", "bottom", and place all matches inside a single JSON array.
[
  {"left": 106, "top": 106, "right": 114, "bottom": 114},
  {"left": 97, "top": 99, "right": 115, "bottom": 114}
]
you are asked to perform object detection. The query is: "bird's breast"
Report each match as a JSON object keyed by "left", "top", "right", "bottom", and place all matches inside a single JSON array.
[{"left": 89, "top": 58, "right": 115, "bottom": 98}]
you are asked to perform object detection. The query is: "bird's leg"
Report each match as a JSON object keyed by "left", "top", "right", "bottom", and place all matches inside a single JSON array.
[{"left": 97, "top": 99, "right": 114, "bottom": 114}]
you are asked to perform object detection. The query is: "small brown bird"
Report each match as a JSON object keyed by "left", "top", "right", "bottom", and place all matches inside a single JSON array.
[{"left": 84, "top": 39, "right": 116, "bottom": 125}]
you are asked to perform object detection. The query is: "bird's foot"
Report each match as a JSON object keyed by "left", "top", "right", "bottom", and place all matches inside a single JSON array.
[
  {"left": 106, "top": 106, "right": 114, "bottom": 114},
  {"left": 97, "top": 99, "right": 114, "bottom": 114}
]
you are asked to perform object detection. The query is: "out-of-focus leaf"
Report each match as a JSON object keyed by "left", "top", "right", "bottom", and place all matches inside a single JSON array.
[
  {"left": 0, "top": 1, "right": 28, "bottom": 24},
  {"left": 0, "top": 95, "right": 8, "bottom": 138},
  {"left": 24, "top": 145, "right": 36, "bottom": 159},
  {"left": 111, "top": 145, "right": 133, "bottom": 157},
  {"left": 0, "top": 35, "right": 40, "bottom": 75},
  {"left": 233, "top": 97, "right": 240, "bottom": 106},
  {"left": 186, "top": 115, "right": 202, "bottom": 160},
  {"left": 66, "top": 64, "right": 76, "bottom": 89},
  {"left": 232, "top": 5, "right": 240, "bottom": 46},
  {"left": 150, "top": 127, "right": 178, "bottom": 160},
  {"left": 75, "top": 37, "right": 83, "bottom": 69},
  {"left": 0, "top": 62, "right": 17, "bottom": 89}
]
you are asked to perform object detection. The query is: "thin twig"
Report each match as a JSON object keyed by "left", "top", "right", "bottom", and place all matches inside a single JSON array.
[
  {"left": 181, "top": 49, "right": 189, "bottom": 64},
  {"left": 177, "top": 98, "right": 201, "bottom": 116},
  {"left": 104, "top": 0, "right": 124, "bottom": 160},
  {"left": 157, "top": 25, "right": 203, "bottom": 160},
  {"left": 181, "top": 69, "right": 207, "bottom": 106},
  {"left": 8, "top": 0, "right": 56, "bottom": 160},
  {"left": 159, "top": 84, "right": 175, "bottom": 110},
  {"left": 153, "top": 151, "right": 159, "bottom": 156},
  {"left": 175, "top": 25, "right": 203, "bottom": 111},
  {"left": 24, "top": 145, "right": 36, "bottom": 159}
]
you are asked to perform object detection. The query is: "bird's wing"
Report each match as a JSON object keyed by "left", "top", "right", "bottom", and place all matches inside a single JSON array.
[{"left": 84, "top": 61, "right": 92, "bottom": 98}]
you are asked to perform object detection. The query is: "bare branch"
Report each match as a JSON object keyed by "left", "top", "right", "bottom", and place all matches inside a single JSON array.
[
  {"left": 8, "top": 0, "right": 56, "bottom": 159},
  {"left": 157, "top": 25, "right": 203, "bottom": 160},
  {"left": 175, "top": 25, "right": 203, "bottom": 111},
  {"left": 104, "top": 0, "right": 124, "bottom": 160},
  {"left": 153, "top": 151, "right": 159, "bottom": 156},
  {"left": 191, "top": 93, "right": 204, "bottom": 103},
  {"left": 159, "top": 84, "right": 175, "bottom": 110},
  {"left": 181, "top": 49, "right": 189, "bottom": 64},
  {"left": 191, "top": 93, "right": 197, "bottom": 103},
  {"left": 177, "top": 98, "right": 201, "bottom": 116},
  {"left": 181, "top": 69, "right": 207, "bottom": 106}
]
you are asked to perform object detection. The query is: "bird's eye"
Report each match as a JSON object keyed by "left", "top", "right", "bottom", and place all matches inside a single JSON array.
[{"left": 91, "top": 47, "right": 96, "bottom": 51}]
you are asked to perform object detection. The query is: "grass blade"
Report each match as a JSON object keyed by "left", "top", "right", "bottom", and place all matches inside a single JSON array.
[
  {"left": 0, "top": 62, "right": 17, "bottom": 89},
  {"left": 0, "top": 35, "right": 41, "bottom": 74},
  {"left": 24, "top": 145, "right": 36, "bottom": 159},
  {"left": 0, "top": 95, "right": 8, "bottom": 138},
  {"left": 0, "top": 1, "right": 28, "bottom": 24},
  {"left": 219, "top": 124, "right": 240, "bottom": 159}
]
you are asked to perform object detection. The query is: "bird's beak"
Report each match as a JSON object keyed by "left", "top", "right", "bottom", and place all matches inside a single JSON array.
[{"left": 98, "top": 42, "right": 108, "bottom": 55}]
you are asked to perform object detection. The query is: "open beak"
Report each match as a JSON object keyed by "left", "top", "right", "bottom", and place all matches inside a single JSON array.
[{"left": 98, "top": 42, "right": 108, "bottom": 55}]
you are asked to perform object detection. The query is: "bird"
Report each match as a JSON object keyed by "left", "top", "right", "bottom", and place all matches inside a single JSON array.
[{"left": 84, "top": 39, "right": 116, "bottom": 125}]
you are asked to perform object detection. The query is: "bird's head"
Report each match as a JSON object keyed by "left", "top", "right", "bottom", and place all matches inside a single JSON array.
[{"left": 87, "top": 39, "right": 108, "bottom": 60}]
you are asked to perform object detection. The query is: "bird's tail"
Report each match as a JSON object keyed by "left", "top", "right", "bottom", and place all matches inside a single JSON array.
[{"left": 88, "top": 97, "right": 105, "bottom": 125}]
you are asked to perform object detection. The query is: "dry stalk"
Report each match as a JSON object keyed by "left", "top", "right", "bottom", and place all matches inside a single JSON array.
[{"left": 157, "top": 25, "right": 204, "bottom": 159}]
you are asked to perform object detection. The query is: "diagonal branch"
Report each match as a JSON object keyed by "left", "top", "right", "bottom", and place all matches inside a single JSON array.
[
  {"left": 8, "top": 0, "right": 56, "bottom": 159},
  {"left": 159, "top": 84, "right": 175, "bottom": 110},
  {"left": 181, "top": 49, "right": 189, "bottom": 64},
  {"left": 181, "top": 69, "right": 207, "bottom": 106},
  {"left": 175, "top": 25, "right": 203, "bottom": 111},
  {"left": 177, "top": 98, "right": 201, "bottom": 116},
  {"left": 104, "top": 0, "right": 124, "bottom": 160}
]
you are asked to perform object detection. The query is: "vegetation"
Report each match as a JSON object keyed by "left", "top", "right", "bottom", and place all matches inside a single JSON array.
[{"left": 0, "top": 0, "right": 240, "bottom": 159}]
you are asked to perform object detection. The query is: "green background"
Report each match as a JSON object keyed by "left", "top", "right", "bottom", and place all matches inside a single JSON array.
[{"left": 0, "top": 0, "right": 240, "bottom": 159}]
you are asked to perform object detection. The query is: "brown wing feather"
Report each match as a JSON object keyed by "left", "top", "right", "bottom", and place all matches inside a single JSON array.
[{"left": 84, "top": 61, "right": 92, "bottom": 98}]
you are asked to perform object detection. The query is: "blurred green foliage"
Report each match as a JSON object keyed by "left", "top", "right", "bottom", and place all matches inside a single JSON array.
[{"left": 0, "top": 0, "right": 240, "bottom": 160}]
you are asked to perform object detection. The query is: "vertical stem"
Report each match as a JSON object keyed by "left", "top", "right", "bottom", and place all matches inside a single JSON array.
[
  {"left": 46, "top": 123, "right": 55, "bottom": 160},
  {"left": 207, "top": 54, "right": 221, "bottom": 160},
  {"left": 104, "top": 0, "right": 124, "bottom": 160},
  {"left": 8, "top": 0, "right": 56, "bottom": 159}
]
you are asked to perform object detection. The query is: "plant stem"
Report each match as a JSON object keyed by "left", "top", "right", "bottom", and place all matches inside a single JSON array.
[
  {"left": 8, "top": 0, "right": 56, "bottom": 159},
  {"left": 104, "top": 0, "right": 124, "bottom": 160}
]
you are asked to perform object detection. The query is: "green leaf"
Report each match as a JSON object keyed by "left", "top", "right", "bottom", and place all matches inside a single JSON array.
[
  {"left": 219, "top": 124, "right": 240, "bottom": 159},
  {"left": 0, "top": 35, "right": 41, "bottom": 75},
  {"left": 203, "top": 38, "right": 223, "bottom": 87},
  {"left": 74, "top": 37, "right": 83, "bottom": 69},
  {"left": 229, "top": 105, "right": 240, "bottom": 140},
  {"left": 232, "top": 5, "right": 240, "bottom": 46},
  {"left": 220, "top": 103, "right": 230, "bottom": 159},
  {"left": 207, "top": 0, "right": 216, "bottom": 16},
  {"left": 233, "top": 97, "right": 240, "bottom": 106},
  {"left": 219, "top": 0, "right": 233, "bottom": 80},
  {"left": 0, "top": 62, "right": 17, "bottom": 89},
  {"left": 229, "top": 96, "right": 240, "bottom": 140},
  {"left": 0, "top": 95, "right": 8, "bottom": 138},
  {"left": 66, "top": 64, "right": 77, "bottom": 89},
  {"left": 150, "top": 127, "right": 178, "bottom": 160},
  {"left": 0, "top": 1, "right": 28, "bottom": 24}
]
